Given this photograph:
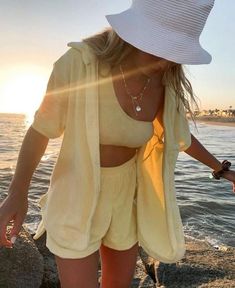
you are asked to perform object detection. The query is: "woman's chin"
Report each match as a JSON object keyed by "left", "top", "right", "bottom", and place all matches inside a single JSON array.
[{"left": 140, "top": 67, "right": 165, "bottom": 78}]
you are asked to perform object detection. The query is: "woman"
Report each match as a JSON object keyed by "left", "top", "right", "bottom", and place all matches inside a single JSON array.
[{"left": 0, "top": 1, "right": 234, "bottom": 287}]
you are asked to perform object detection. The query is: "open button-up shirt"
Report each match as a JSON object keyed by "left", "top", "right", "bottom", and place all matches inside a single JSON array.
[{"left": 32, "top": 42, "right": 191, "bottom": 263}]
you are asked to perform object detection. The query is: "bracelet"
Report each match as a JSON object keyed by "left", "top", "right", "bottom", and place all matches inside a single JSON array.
[{"left": 211, "top": 160, "right": 231, "bottom": 180}]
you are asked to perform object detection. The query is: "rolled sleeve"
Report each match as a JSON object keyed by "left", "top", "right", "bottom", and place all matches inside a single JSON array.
[
  {"left": 177, "top": 100, "right": 192, "bottom": 152},
  {"left": 32, "top": 60, "right": 69, "bottom": 139}
]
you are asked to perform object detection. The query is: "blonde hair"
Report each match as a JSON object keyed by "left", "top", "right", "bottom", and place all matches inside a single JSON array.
[{"left": 83, "top": 28, "right": 198, "bottom": 119}]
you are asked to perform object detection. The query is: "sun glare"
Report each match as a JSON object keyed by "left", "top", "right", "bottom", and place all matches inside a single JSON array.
[{"left": 1, "top": 67, "right": 48, "bottom": 117}]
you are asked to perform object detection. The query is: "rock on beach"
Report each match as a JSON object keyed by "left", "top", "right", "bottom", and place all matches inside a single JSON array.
[
  {"left": 0, "top": 226, "right": 43, "bottom": 288},
  {"left": 139, "top": 238, "right": 235, "bottom": 287},
  {"left": 0, "top": 226, "right": 234, "bottom": 288}
]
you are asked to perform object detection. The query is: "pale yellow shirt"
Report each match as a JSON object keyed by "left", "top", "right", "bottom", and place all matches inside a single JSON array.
[{"left": 32, "top": 42, "right": 191, "bottom": 263}]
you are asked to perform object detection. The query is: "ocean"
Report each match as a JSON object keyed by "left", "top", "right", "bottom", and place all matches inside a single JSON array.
[{"left": 0, "top": 113, "right": 234, "bottom": 247}]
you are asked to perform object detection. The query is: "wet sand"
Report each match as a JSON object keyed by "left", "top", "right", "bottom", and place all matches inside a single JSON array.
[{"left": 196, "top": 119, "right": 235, "bottom": 127}]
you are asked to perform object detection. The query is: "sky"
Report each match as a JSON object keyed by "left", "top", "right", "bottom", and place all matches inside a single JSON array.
[{"left": 0, "top": 0, "right": 234, "bottom": 114}]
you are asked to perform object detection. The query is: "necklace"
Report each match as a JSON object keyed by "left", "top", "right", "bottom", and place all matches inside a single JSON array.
[{"left": 119, "top": 65, "right": 151, "bottom": 116}]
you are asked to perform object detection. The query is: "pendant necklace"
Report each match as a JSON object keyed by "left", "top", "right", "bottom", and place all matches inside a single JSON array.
[{"left": 119, "top": 64, "right": 151, "bottom": 116}]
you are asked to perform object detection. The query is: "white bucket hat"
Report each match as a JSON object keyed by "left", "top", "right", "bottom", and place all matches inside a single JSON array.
[{"left": 105, "top": 0, "right": 215, "bottom": 65}]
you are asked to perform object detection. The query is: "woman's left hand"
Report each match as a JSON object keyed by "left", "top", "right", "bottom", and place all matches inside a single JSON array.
[{"left": 222, "top": 170, "right": 235, "bottom": 193}]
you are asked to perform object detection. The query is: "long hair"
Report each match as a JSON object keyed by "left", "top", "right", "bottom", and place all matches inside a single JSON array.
[{"left": 83, "top": 28, "right": 198, "bottom": 119}]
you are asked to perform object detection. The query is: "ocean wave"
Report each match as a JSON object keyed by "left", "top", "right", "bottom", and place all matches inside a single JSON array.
[{"left": 0, "top": 113, "right": 234, "bottom": 247}]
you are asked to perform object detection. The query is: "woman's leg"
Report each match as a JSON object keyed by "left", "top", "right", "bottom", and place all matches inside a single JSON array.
[
  {"left": 100, "top": 242, "right": 139, "bottom": 288},
  {"left": 55, "top": 249, "right": 100, "bottom": 288}
]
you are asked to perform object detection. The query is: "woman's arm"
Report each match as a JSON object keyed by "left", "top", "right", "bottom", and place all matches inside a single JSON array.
[
  {"left": 184, "top": 134, "right": 222, "bottom": 171},
  {"left": 9, "top": 126, "right": 49, "bottom": 195},
  {"left": 184, "top": 133, "right": 235, "bottom": 192},
  {"left": 0, "top": 126, "right": 49, "bottom": 247}
]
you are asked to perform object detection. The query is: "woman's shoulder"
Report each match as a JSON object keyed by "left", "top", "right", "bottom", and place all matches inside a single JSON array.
[
  {"left": 67, "top": 41, "right": 97, "bottom": 64},
  {"left": 47, "top": 42, "right": 94, "bottom": 79},
  {"left": 52, "top": 41, "right": 97, "bottom": 71},
  {"left": 50, "top": 41, "right": 99, "bottom": 84}
]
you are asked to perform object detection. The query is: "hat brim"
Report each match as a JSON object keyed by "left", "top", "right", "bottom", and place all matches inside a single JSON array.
[{"left": 105, "top": 9, "right": 212, "bottom": 65}]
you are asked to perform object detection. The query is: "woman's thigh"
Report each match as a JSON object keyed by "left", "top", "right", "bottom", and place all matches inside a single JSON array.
[
  {"left": 55, "top": 249, "right": 100, "bottom": 288},
  {"left": 100, "top": 242, "right": 139, "bottom": 288}
]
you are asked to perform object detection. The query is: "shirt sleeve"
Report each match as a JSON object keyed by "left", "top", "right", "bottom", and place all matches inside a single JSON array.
[
  {"left": 177, "top": 99, "right": 192, "bottom": 152},
  {"left": 31, "top": 58, "right": 69, "bottom": 139}
]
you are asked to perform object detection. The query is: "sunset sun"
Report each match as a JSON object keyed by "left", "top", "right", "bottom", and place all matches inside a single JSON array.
[{"left": 1, "top": 67, "right": 48, "bottom": 116}]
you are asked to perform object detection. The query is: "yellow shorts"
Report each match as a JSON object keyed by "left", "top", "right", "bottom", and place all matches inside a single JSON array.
[{"left": 46, "top": 155, "right": 138, "bottom": 258}]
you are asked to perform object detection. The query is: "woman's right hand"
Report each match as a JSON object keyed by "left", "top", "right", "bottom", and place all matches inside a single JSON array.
[
  {"left": 0, "top": 191, "right": 28, "bottom": 248},
  {"left": 0, "top": 126, "right": 49, "bottom": 248},
  {"left": 0, "top": 127, "right": 49, "bottom": 248}
]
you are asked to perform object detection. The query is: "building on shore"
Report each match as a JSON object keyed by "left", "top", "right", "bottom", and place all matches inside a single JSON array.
[{"left": 194, "top": 109, "right": 235, "bottom": 118}]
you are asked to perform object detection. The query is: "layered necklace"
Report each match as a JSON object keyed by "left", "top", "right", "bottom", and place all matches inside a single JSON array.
[{"left": 119, "top": 64, "right": 151, "bottom": 116}]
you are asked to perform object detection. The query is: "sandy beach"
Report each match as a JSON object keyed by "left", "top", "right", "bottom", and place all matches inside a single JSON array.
[
  {"left": 193, "top": 117, "right": 235, "bottom": 128},
  {"left": 196, "top": 119, "right": 235, "bottom": 128}
]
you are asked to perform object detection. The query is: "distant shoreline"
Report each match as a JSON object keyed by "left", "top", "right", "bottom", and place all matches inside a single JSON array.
[
  {"left": 194, "top": 116, "right": 235, "bottom": 127},
  {"left": 0, "top": 112, "right": 25, "bottom": 116},
  {"left": 1, "top": 113, "right": 235, "bottom": 127}
]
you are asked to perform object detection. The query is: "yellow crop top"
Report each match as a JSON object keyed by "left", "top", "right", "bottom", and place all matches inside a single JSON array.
[{"left": 98, "top": 66, "right": 154, "bottom": 148}]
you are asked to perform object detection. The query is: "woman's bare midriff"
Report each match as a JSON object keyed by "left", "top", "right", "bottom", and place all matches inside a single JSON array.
[{"left": 100, "top": 144, "right": 138, "bottom": 167}]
